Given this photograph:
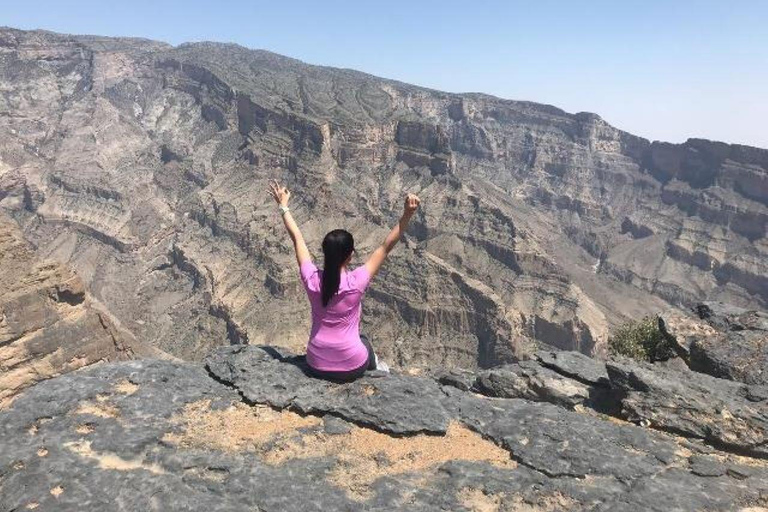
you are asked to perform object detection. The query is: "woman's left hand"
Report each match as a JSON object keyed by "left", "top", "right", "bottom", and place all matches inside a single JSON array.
[{"left": 268, "top": 179, "right": 291, "bottom": 207}]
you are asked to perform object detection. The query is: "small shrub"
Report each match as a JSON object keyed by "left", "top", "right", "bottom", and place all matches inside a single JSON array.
[{"left": 609, "top": 316, "right": 676, "bottom": 362}]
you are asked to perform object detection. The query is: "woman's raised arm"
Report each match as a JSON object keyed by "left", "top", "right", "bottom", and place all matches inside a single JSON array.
[
  {"left": 268, "top": 180, "right": 311, "bottom": 267},
  {"left": 364, "top": 193, "right": 421, "bottom": 278}
]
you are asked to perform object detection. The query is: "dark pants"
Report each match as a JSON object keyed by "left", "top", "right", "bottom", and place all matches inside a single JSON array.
[{"left": 307, "top": 335, "right": 377, "bottom": 382}]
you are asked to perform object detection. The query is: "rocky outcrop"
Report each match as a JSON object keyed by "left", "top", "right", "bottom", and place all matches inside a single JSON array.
[
  {"left": 453, "top": 344, "right": 768, "bottom": 461},
  {"left": 206, "top": 346, "right": 451, "bottom": 435},
  {"left": 473, "top": 359, "right": 597, "bottom": 410},
  {"left": 0, "top": 27, "right": 765, "bottom": 368},
  {"left": 607, "top": 360, "right": 768, "bottom": 458},
  {"left": 0, "top": 213, "right": 161, "bottom": 408},
  {"left": 688, "top": 302, "right": 768, "bottom": 385},
  {"left": 658, "top": 302, "right": 768, "bottom": 385},
  {"left": 2, "top": 345, "right": 768, "bottom": 511}
]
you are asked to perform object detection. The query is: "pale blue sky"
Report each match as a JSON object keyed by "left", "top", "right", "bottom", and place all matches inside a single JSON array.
[{"left": 3, "top": 0, "right": 767, "bottom": 148}]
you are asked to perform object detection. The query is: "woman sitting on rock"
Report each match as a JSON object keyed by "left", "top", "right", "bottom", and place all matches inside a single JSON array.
[{"left": 268, "top": 179, "right": 421, "bottom": 381}]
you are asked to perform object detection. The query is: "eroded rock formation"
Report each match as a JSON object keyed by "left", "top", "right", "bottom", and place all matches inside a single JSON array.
[
  {"left": 0, "top": 212, "right": 161, "bottom": 407},
  {"left": 0, "top": 27, "right": 765, "bottom": 368}
]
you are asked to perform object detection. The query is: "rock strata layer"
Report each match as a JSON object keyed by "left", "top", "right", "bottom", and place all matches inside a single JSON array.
[
  {"left": 0, "top": 27, "right": 765, "bottom": 367},
  {"left": 0, "top": 212, "right": 161, "bottom": 407}
]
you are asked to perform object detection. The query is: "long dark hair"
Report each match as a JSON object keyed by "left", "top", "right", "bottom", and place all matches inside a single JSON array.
[{"left": 321, "top": 229, "right": 354, "bottom": 307}]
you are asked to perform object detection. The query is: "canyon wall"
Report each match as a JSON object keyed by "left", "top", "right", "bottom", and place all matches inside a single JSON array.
[{"left": 0, "top": 28, "right": 765, "bottom": 368}]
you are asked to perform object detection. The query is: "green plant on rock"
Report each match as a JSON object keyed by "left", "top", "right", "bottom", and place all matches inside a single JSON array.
[{"left": 609, "top": 316, "right": 676, "bottom": 362}]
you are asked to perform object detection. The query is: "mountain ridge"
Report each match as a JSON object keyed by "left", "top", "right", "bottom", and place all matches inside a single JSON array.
[
  {"left": 6, "top": 25, "right": 767, "bottom": 152},
  {"left": 0, "top": 26, "right": 765, "bottom": 368}
]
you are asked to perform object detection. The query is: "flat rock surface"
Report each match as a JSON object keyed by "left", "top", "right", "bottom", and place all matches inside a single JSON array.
[
  {"left": 3, "top": 346, "right": 768, "bottom": 511},
  {"left": 205, "top": 345, "right": 452, "bottom": 435}
]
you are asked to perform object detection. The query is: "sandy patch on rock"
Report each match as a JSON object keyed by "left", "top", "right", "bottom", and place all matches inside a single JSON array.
[
  {"left": 113, "top": 379, "right": 139, "bottom": 395},
  {"left": 64, "top": 440, "right": 165, "bottom": 474},
  {"left": 458, "top": 488, "right": 577, "bottom": 512},
  {"left": 458, "top": 488, "right": 504, "bottom": 512},
  {"left": 166, "top": 400, "right": 515, "bottom": 500},
  {"left": 75, "top": 423, "right": 95, "bottom": 434},
  {"left": 163, "top": 400, "right": 321, "bottom": 452},
  {"left": 74, "top": 401, "right": 120, "bottom": 418}
]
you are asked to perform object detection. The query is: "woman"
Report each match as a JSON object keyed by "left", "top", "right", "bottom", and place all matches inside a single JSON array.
[{"left": 268, "top": 179, "right": 420, "bottom": 381}]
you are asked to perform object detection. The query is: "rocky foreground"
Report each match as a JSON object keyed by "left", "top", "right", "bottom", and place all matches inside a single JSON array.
[{"left": 1, "top": 335, "right": 767, "bottom": 511}]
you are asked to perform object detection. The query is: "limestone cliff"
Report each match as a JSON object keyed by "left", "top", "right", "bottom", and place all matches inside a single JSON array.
[
  {"left": 0, "top": 28, "right": 765, "bottom": 368},
  {"left": 0, "top": 212, "right": 162, "bottom": 407}
]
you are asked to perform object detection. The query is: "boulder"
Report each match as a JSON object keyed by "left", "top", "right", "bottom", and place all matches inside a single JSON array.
[{"left": 473, "top": 361, "right": 594, "bottom": 409}]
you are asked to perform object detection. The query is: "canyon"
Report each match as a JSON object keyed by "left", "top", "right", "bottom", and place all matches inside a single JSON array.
[{"left": 0, "top": 27, "right": 765, "bottom": 371}]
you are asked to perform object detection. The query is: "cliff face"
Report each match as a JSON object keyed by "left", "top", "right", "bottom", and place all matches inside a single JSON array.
[
  {"left": 0, "top": 212, "right": 161, "bottom": 407},
  {"left": 0, "top": 28, "right": 765, "bottom": 368}
]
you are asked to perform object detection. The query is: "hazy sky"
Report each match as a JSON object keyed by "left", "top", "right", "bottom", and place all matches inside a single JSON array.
[{"left": 4, "top": 0, "right": 767, "bottom": 148}]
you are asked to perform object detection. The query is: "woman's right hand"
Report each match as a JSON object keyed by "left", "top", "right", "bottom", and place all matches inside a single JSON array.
[
  {"left": 268, "top": 179, "right": 291, "bottom": 207},
  {"left": 403, "top": 193, "right": 421, "bottom": 216},
  {"left": 365, "top": 192, "right": 422, "bottom": 278}
]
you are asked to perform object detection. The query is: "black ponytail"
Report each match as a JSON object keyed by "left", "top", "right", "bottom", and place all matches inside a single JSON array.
[{"left": 321, "top": 229, "right": 354, "bottom": 307}]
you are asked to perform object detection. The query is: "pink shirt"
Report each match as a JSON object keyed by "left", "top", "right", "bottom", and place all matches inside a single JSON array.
[{"left": 300, "top": 261, "right": 372, "bottom": 371}]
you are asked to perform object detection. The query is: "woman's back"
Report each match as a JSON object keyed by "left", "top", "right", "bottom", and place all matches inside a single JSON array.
[
  {"left": 268, "top": 179, "right": 420, "bottom": 380},
  {"left": 300, "top": 261, "right": 371, "bottom": 371}
]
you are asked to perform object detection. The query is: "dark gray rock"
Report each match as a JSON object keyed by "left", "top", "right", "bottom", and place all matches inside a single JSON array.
[
  {"left": 695, "top": 302, "right": 765, "bottom": 331},
  {"left": 206, "top": 345, "right": 453, "bottom": 435},
  {"left": 689, "top": 455, "right": 727, "bottom": 477},
  {"left": 473, "top": 361, "right": 593, "bottom": 409},
  {"left": 747, "top": 384, "right": 768, "bottom": 402},
  {"left": 726, "top": 464, "right": 756, "bottom": 480},
  {"left": 432, "top": 368, "right": 476, "bottom": 392},
  {"left": 3, "top": 351, "right": 768, "bottom": 511},
  {"left": 454, "top": 394, "right": 679, "bottom": 480},
  {"left": 534, "top": 350, "right": 610, "bottom": 386},
  {"left": 606, "top": 359, "right": 768, "bottom": 457},
  {"left": 687, "top": 302, "right": 768, "bottom": 385},
  {"left": 322, "top": 415, "right": 352, "bottom": 435},
  {"left": 470, "top": 354, "right": 622, "bottom": 416}
]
